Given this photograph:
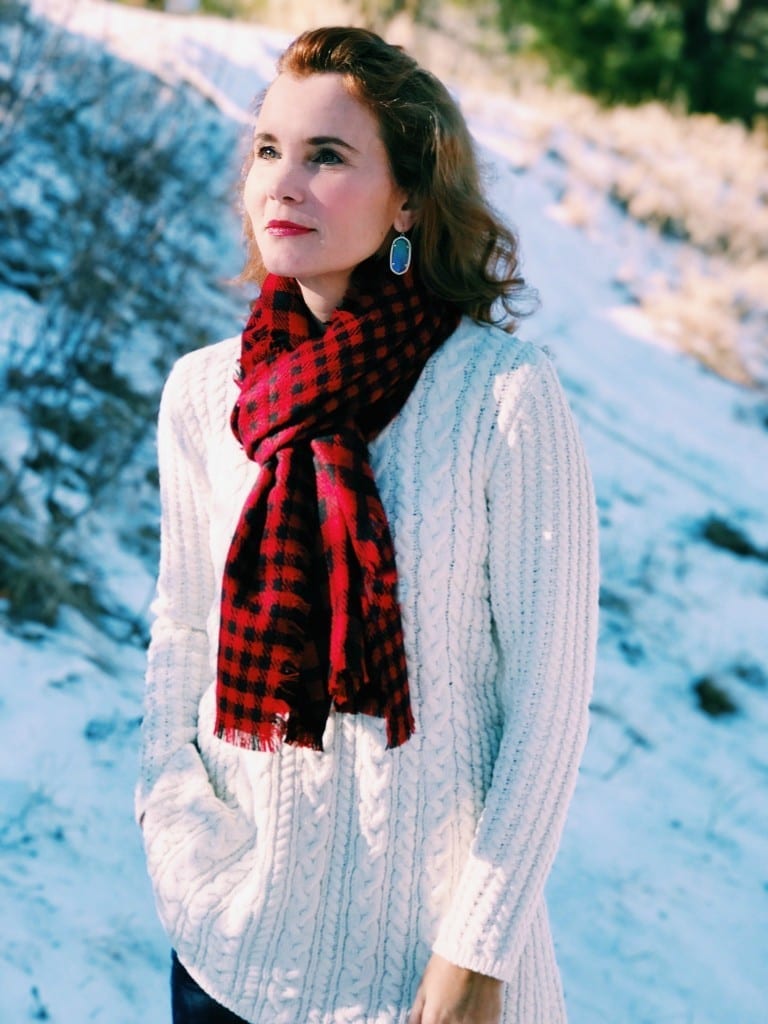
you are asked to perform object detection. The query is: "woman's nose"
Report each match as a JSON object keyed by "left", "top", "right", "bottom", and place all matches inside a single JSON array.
[{"left": 268, "top": 160, "right": 304, "bottom": 203}]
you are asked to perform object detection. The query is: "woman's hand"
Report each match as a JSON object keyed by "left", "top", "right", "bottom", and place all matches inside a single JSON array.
[{"left": 407, "top": 952, "right": 503, "bottom": 1024}]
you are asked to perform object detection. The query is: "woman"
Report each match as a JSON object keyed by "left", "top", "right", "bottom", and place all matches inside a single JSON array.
[{"left": 137, "top": 25, "right": 599, "bottom": 1024}]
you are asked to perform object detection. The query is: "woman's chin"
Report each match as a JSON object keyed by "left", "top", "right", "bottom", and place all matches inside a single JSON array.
[{"left": 261, "top": 258, "right": 302, "bottom": 279}]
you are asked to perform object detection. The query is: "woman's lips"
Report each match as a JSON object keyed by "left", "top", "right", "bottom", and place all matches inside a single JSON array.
[{"left": 266, "top": 220, "right": 314, "bottom": 236}]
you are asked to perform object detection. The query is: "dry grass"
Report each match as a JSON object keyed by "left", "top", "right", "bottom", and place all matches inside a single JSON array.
[{"left": 554, "top": 100, "right": 768, "bottom": 386}]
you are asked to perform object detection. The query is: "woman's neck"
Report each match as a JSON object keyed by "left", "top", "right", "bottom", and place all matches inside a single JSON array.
[{"left": 297, "top": 276, "right": 348, "bottom": 326}]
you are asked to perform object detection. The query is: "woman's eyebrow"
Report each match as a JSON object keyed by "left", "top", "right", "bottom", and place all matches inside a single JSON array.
[
  {"left": 307, "top": 135, "right": 358, "bottom": 152},
  {"left": 253, "top": 131, "right": 358, "bottom": 153}
]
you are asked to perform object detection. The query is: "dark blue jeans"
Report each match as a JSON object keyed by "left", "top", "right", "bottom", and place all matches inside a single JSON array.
[{"left": 171, "top": 951, "right": 249, "bottom": 1023}]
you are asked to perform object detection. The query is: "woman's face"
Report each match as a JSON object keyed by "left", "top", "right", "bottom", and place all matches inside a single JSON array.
[{"left": 244, "top": 72, "right": 413, "bottom": 320}]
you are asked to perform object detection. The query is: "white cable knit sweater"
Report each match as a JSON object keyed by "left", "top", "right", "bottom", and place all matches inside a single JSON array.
[{"left": 136, "top": 317, "right": 599, "bottom": 1024}]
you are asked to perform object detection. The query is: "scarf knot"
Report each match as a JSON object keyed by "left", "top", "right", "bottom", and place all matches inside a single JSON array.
[{"left": 216, "top": 267, "right": 460, "bottom": 751}]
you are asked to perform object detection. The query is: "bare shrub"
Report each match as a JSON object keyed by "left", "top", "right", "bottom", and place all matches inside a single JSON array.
[{"left": 0, "top": 2, "right": 245, "bottom": 629}]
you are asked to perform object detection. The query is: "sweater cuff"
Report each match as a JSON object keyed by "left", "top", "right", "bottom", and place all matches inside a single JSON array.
[{"left": 431, "top": 867, "right": 532, "bottom": 983}]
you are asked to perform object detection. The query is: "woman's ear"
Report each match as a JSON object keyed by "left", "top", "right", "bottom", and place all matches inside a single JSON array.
[{"left": 393, "top": 198, "right": 417, "bottom": 234}]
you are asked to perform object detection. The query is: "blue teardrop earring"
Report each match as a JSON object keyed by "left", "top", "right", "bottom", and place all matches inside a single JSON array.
[{"left": 389, "top": 233, "right": 412, "bottom": 275}]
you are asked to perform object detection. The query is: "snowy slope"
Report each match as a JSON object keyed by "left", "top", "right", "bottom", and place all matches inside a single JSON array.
[{"left": 3, "top": 3, "right": 767, "bottom": 1023}]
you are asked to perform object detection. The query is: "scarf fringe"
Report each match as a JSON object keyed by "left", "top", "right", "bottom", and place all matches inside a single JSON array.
[
  {"left": 215, "top": 720, "right": 312, "bottom": 754},
  {"left": 215, "top": 705, "right": 415, "bottom": 753}
]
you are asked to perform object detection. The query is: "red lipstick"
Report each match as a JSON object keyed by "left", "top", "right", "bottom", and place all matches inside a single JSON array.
[{"left": 266, "top": 220, "right": 313, "bottom": 236}]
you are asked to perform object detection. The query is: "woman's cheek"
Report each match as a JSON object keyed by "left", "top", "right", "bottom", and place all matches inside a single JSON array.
[{"left": 243, "top": 166, "right": 262, "bottom": 220}]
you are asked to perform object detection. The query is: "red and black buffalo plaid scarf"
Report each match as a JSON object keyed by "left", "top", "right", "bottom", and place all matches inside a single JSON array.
[{"left": 216, "top": 265, "right": 460, "bottom": 751}]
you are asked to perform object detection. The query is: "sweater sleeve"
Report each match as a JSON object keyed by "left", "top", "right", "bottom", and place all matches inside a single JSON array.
[
  {"left": 134, "top": 353, "right": 219, "bottom": 824},
  {"left": 431, "top": 352, "right": 599, "bottom": 981}
]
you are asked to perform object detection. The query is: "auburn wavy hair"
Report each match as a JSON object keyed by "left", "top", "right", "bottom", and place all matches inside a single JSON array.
[{"left": 240, "top": 26, "right": 530, "bottom": 331}]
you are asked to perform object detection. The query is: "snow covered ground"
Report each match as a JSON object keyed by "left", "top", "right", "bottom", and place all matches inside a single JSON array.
[{"left": 3, "top": 3, "right": 767, "bottom": 1022}]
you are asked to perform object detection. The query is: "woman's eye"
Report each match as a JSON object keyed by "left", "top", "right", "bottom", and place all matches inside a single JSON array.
[
  {"left": 256, "top": 145, "right": 279, "bottom": 160},
  {"left": 312, "top": 148, "right": 343, "bottom": 166}
]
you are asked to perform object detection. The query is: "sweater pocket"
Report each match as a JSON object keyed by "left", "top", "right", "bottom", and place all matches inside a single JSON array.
[{"left": 141, "top": 742, "right": 260, "bottom": 949}]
